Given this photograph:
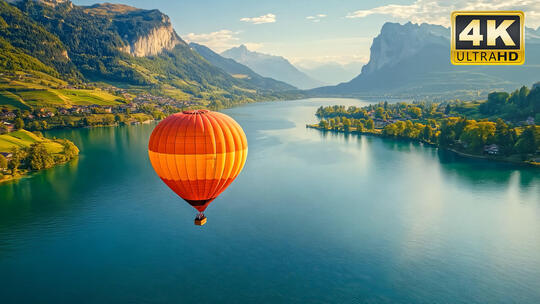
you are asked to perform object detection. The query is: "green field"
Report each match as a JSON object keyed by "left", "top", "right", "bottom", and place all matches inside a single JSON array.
[
  {"left": 0, "top": 76, "right": 125, "bottom": 110},
  {"left": 0, "top": 130, "right": 64, "bottom": 153}
]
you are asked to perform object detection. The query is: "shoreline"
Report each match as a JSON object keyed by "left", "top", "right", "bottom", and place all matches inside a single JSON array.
[{"left": 306, "top": 124, "right": 540, "bottom": 168}]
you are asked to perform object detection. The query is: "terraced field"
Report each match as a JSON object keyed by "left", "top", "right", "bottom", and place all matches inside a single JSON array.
[
  {"left": 0, "top": 75, "right": 125, "bottom": 110},
  {"left": 0, "top": 130, "right": 64, "bottom": 153}
]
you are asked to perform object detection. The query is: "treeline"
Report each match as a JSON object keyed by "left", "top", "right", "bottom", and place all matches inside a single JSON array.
[
  {"left": 0, "top": 137, "right": 79, "bottom": 180},
  {"left": 316, "top": 102, "right": 443, "bottom": 121},
  {"left": 318, "top": 116, "right": 375, "bottom": 132},
  {"left": 3, "top": 103, "right": 176, "bottom": 131},
  {"left": 313, "top": 84, "right": 540, "bottom": 162},
  {"left": 382, "top": 118, "right": 539, "bottom": 156},
  {"left": 316, "top": 83, "right": 540, "bottom": 124},
  {"left": 479, "top": 86, "right": 539, "bottom": 120}
]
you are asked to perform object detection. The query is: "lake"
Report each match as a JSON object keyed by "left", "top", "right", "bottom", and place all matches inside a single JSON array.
[{"left": 1, "top": 98, "right": 539, "bottom": 303}]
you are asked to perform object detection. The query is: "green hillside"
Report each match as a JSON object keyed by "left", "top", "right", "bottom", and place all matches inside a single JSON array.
[
  {"left": 0, "top": 72, "right": 124, "bottom": 110},
  {"left": 8, "top": 1, "right": 295, "bottom": 104},
  {"left": 0, "top": 129, "right": 63, "bottom": 152},
  {"left": 0, "top": 0, "right": 298, "bottom": 113},
  {"left": 0, "top": 0, "right": 79, "bottom": 80}
]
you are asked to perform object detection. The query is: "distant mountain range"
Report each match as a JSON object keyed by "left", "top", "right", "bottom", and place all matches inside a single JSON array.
[
  {"left": 221, "top": 45, "right": 325, "bottom": 90},
  {"left": 311, "top": 22, "right": 540, "bottom": 99},
  {"left": 189, "top": 42, "right": 296, "bottom": 91},
  {"left": 0, "top": 0, "right": 296, "bottom": 109},
  {"left": 298, "top": 62, "right": 364, "bottom": 85},
  {"left": 1, "top": 0, "right": 539, "bottom": 105}
]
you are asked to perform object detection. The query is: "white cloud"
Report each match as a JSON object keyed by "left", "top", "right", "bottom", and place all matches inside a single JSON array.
[
  {"left": 240, "top": 13, "right": 276, "bottom": 24},
  {"left": 346, "top": 0, "right": 540, "bottom": 28},
  {"left": 243, "top": 42, "right": 264, "bottom": 51},
  {"left": 184, "top": 30, "right": 263, "bottom": 53},
  {"left": 306, "top": 13, "right": 327, "bottom": 22},
  {"left": 184, "top": 30, "right": 240, "bottom": 52}
]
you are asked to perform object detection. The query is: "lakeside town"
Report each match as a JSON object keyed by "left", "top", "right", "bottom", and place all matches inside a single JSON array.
[{"left": 308, "top": 84, "right": 540, "bottom": 166}]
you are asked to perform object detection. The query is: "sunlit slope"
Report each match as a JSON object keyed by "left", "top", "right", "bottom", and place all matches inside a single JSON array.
[{"left": 0, "top": 130, "right": 63, "bottom": 153}]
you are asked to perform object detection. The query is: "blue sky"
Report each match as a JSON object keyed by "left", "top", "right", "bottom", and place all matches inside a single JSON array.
[{"left": 72, "top": 0, "right": 540, "bottom": 68}]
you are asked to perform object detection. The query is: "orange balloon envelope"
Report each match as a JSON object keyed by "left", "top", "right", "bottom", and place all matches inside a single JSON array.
[{"left": 148, "top": 110, "right": 248, "bottom": 223}]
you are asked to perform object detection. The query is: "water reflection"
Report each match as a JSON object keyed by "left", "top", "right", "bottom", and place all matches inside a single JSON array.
[{"left": 0, "top": 98, "right": 538, "bottom": 303}]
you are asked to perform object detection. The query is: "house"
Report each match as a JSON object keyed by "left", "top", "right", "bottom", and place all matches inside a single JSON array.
[
  {"left": 0, "top": 152, "right": 13, "bottom": 159},
  {"left": 525, "top": 116, "right": 535, "bottom": 125},
  {"left": 484, "top": 144, "right": 499, "bottom": 155},
  {"left": 3, "top": 122, "right": 14, "bottom": 132}
]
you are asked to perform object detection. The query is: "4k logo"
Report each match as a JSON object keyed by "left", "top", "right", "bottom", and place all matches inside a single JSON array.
[{"left": 451, "top": 11, "right": 524, "bottom": 65}]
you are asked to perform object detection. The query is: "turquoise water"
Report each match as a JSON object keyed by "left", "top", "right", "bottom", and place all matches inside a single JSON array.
[{"left": 0, "top": 98, "right": 539, "bottom": 303}]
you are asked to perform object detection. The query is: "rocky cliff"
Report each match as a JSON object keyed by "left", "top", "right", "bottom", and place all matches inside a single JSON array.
[
  {"left": 361, "top": 22, "right": 448, "bottom": 75},
  {"left": 81, "top": 3, "right": 181, "bottom": 57},
  {"left": 120, "top": 22, "right": 180, "bottom": 57},
  {"left": 309, "top": 21, "right": 540, "bottom": 98}
]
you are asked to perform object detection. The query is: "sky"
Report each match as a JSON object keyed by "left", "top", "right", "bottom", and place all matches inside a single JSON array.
[{"left": 73, "top": 0, "right": 540, "bottom": 69}]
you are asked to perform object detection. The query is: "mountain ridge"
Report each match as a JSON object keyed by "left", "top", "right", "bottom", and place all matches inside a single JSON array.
[
  {"left": 0, "top": 0, "right": 299, "bottom": 112},
  {"left": 189, "top": 42, "right": 296, "bottom": 91},
  {"left": 221, "top": 45, "right": 325, "bottom": 90},
  {"left": 310, "top": 21, "right": 540, "bottom": 99}
]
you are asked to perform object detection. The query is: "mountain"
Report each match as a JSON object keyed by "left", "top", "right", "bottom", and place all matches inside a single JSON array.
[
  {"left": 298, "top": 61, "right": 364, "bottom": 85},
  {"left": 0, "top": 0, "right": 79, "bottom": 79},
  {"left": 189, "top": 42, "right": 296, "bottom": 91},
  {"left": 0, "top": 0, "right": 296, "bottom": 110},
  {"left": 221, "top": 45, "right": 325, "bottom": 90},
  {"left": 311, "top": 22, "right": 540, "bottom": 99}
]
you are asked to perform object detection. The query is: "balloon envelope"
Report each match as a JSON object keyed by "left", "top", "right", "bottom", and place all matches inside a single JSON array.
[{"left": 148, "top": 110, "right": 248, "bottom": 212}]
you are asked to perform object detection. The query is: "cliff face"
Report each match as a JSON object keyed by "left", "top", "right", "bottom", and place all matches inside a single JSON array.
[
  {"left": 80, "top": 3, "right": 182, "bottom": 57},
  {"left": 120, "top": 23, "right": 180, "bottom": 57},
  {"left": 309, "top": 21, "right": 540, "bottom": 97},
  {"left": 361, "top": 22, "right": 448, "bottom": 75}
]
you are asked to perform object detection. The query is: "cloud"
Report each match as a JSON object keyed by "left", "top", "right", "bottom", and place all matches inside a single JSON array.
[
  {"left": 184, "top": 30, "right": 240, "bottom": 52},
  {"left": 346, "top": 0, "right": 540, "bottom": 28},
  {"left": 243, "top": 42, "right": 263, "bottom": 51},
  {"left": 240, "top": 13, "right": 276, "bottom": 24},
  {"left": 306, "top": 14, "right": 327, "bottom": 22},
  {"left": 184, "top": 30, "right": 264, "bottom": 53}
]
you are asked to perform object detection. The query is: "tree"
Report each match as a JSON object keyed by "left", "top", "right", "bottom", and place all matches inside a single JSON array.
[
  {"left": 445, "top": 104, "right": 452, "bottom": 115},
  {"left": 28, "top": 143, "right": 55, "bottom": 170},
  {"left": 514, "top": 126, "right": 536, "bottom": 155},
  {"left": 375, "top": 107, "right": 385, "bottom": 119},
  {"left": 8, "top": 148, "right": 26, "bottom": 173},
  {"left": 318, "top": 120, "right": 328, "bottom": 129},
  {"left": 63, "top": 141, "right": 79, "bottom": 159},
  {"left": 408, "top": 107, "right": 422, "bottom": 119},
  {"left": 14, "top": 118, "right": 24, "bottom": 130},
  {"left": 422, "top": 125, "right": 433, "bottom": 142},
  {"left": 115, "top": 114, "right": 124, "bottom": 124},
  {"left": 0, "top": 122, "right": 7, "bottom": 134},
  {"left": 356, "top": 121, "right": 365, "bottom": 132},
  {"left": 494, "top": 118, "right": 514, "bottom": 155},
  {"left": 0, "top": 154, "right": 7, "bottom": 171},
  {"left": 343, "top": 118, "right": 351, "bottom": 132},
  {"left": 366, "top": 119, "right": 374, "bottom": 130},
  {"left": 28, "top": 120, "right": 41, "bottom": 130}
]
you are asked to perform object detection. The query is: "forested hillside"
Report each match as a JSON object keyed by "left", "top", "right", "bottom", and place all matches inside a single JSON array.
[{"left": 0, "top": 0, "right": 298, "bottom": 113}]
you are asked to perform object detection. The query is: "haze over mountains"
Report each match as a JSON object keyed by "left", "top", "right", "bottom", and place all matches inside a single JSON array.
[
  {"left": 0, "top": 0, "right": 297, "bottom": 110},
  {"left": 189, "top": 42, "right": 296, "bottom": 91},
  {"left": 311, "top": 22, "right": 540, "bottom": 99},
  {"left": 297, "top": 62, "right": 364, "bottom": 85},
  {"left": 1, "top": 0, "right": 539, "bottom": 104},
  {"left": 221, "top": 45, "right": 325, "bottom": 90}
]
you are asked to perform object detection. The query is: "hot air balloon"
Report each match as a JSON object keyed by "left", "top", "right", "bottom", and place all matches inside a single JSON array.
[{"left": 148, "top": 110, "right": 248, "bottom": 226}]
